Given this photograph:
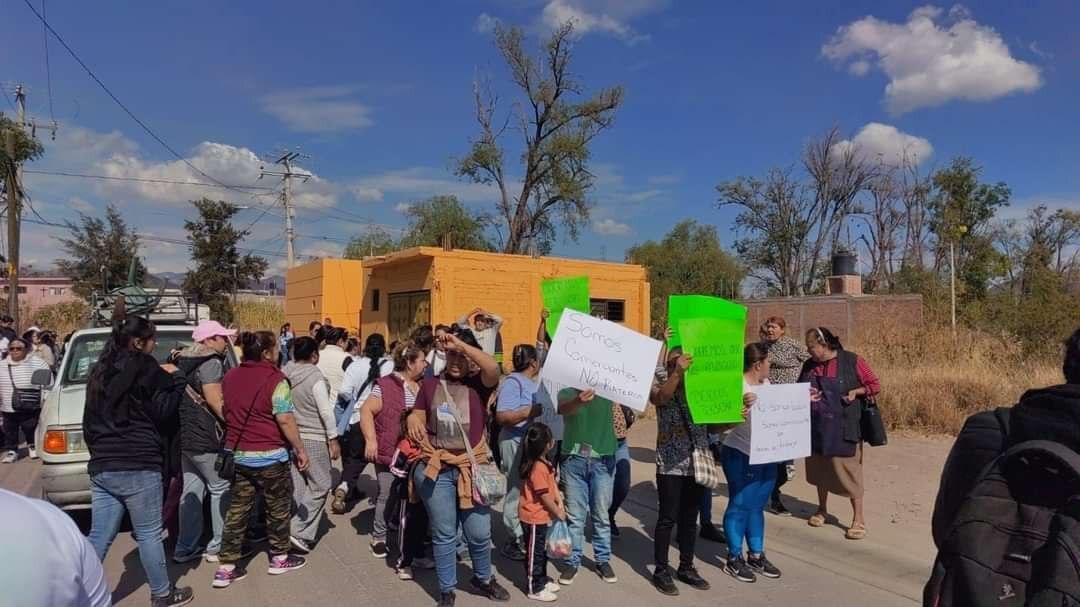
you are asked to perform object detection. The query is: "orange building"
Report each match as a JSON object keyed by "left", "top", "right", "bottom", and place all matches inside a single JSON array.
[
  {"left": 284, "top": 248, "right": 652, "bottom": 352},
  {"left": 285, "top": 259, "right": 365, "bottom": 334},
  {"left": 359, "top": 247, "right": 651, "bottom": 349}
]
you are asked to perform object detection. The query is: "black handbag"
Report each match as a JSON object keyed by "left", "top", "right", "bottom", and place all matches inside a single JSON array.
[
  {"left": 860, "top": 397, "right": 888, "bottom": 447},
  {"left": 215, "top": 375, "right": 276, "bottom": 481},
  {"left": 7, "top": 365, "right": 42, "bottom": 412}
]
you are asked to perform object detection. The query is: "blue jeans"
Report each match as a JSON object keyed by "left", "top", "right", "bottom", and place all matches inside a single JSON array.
[
  {"left": 414, "top": 462, "right": 493, "bottom": 593},
  {"left": 89, "top": 469, "right": 172, "bottom": 598},
  {"left": 175, "top": 451, "right": 230, "bottom": 558},
  {"left": 721, "top": 445, "right": 777, "bottom": 559},
  {"left": 560, "top": 454, "right": 615, "bottom": 568},
  {"left": 608, "top": 439, "right": 630, "bottom": 522}
]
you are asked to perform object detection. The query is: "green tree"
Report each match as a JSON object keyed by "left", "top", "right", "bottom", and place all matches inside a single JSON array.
[
  {"left": 929, "top": 157, "right": 1011, "bottom": 299},
  {"left": 1, "top": 115, "right": 45, "bottom": 179},
  {"left": 182, "top": 199, "right": 268, "bottom": 323},
  {"left": 626, "top": 220, "right": 745, "bottom": 334},
  {"left": 400, "top": 195, "right": 493, "bottom": 251},
  {"left": 56, "top": 204, "right": 148, "bottom": 298},
  {"left": 344, "top": 228, "right": 399, "bottom": 259},
  {"left": 456, "top": 22, "right": 623, "bottom": 254}
]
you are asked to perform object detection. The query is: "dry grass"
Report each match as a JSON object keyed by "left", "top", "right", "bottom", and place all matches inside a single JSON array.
[
  {"left": 857, "top": 322, "right": 1062, "bottom": 436},
  {"left": 233, "top": 301, "right": 285, "bottom": 332}
]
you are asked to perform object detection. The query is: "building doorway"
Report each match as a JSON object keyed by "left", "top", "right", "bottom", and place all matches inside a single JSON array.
[{"left": 388, "top": 290, "right": 431, "bottom": 342}]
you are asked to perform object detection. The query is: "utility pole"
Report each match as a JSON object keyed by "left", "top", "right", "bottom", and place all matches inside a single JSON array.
[
  {"left": 3, "top": 85, "right": 56, "bottom": 329},
  {"left": 259, "top": 151, "right": 310, "bottom": 269}
]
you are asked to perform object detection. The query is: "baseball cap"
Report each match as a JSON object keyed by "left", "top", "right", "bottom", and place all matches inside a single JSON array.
[{"left": 192, "top": 320, "right": 237, "bottom": 342}]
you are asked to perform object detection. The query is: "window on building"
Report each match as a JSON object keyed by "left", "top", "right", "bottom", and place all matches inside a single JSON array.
[
  {"left": 589, "top": 298, "right": 625, "bottom": 322},
  {"left": 371, "top": 289, "right": 381, "bottom": 312}
]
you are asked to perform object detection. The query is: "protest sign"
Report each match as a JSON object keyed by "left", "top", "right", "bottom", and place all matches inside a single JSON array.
[
  {"left": 541, "top": 276, "right": 590, "bottom": 337},
  {"left": 748, "top": 383, "right": 812, "bottom": 465},
  {"left": 678, "top": 316, "right": 746, "bottom": 423},
  {"left": 667, "top": 294, "right": 745, "bottom": 348},
  {"left": 541, "top": 309, "right": 660, "bottom": 411}
]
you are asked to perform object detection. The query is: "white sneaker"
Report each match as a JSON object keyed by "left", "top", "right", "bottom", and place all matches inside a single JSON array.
[
  {"left": 28, "top": 447, "right": 37, "bottom": 459},
  {"left": 396, "top": 566, "right": 413, "bottom": 581},
  {"left": 204, "top": 553, "right": 220, "bottom": 563},
  {"left": 1, "top": 451, "right": 16, "bottom": 464},
  {"left": 527, "top": 589, "right": 559, "bottom": 602},
  {"left": 545, "top": 581, "right": 561, "bottom": 593}
]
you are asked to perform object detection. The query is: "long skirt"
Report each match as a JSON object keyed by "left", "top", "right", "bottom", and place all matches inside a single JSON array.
[{"left": 805, "top": 443, "right": 863, "bottom": 498}]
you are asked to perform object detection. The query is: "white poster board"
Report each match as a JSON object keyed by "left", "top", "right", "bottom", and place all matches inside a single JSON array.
[
  {"left": 540, "top": 309, "right": 661, "bottom": 412},
  {"left": 749, "top": 383, "right": 812, "bottom": 465},
  {"left": 533, "top": 378, "right": 566, "bottom": 441}
]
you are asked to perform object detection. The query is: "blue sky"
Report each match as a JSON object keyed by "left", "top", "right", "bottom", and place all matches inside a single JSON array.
[{"left": 2, "top": 1, "right": 1077, "bottom": 275}]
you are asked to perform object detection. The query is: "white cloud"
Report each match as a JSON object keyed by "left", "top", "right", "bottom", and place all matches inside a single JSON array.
[
  {"left": 621, "top": 189, "right": 665, "bottom": 203},
  {"left": 258, "top": 85, "right": 374, "bottom": 133},
  {"left": 475, "top": 12, "right": 500, "bottom": 33},
  {"left": 67, "top": 197, "right": 95, "bottom": 213},
  {"left": 538, "top": 0, "right": 668, "bottom": 45},
  {"left": 351, "top": 186, "right": 384, "bottom": 203},
  {"left": 349, "top": 167, "right": 507, "bottom": 205},
  {"left": 833, "top": 123, "right": 933, "bottom": 166},
  {"left": 822, "top": 5, "right": 1042, "bottom": 114},
  {"left": 394, "top": 203, "right": 412, "bottom": 214},
  {"left": 592, "top": 218, "right": 632, "bottom": 236},
  {"left": 93, "top": 139, "right": 337, "bottom": 209}
]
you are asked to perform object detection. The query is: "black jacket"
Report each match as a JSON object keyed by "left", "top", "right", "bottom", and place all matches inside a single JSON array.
[
  {"left": 83, "top": 350, "right": 187, "bottom": 475},
  {"left": 930, "top": 383, "right": 1080, "bottom": 548}
]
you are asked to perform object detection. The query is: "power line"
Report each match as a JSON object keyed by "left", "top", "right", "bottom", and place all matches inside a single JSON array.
[
  {"left": 40, "top": 0, "right": 55, "bottom": 122},
  {"left": 23, "top": 168, "right": 276, "bottom": 190},
  {"left": 19, "top": 0, "right": 258, "bottom": 197},
  {"left": 21, "top": 216, "right": 305, "bottom": 260}
]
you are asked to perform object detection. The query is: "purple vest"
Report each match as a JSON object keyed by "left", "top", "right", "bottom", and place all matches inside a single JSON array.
[{"left": 373, "top": 374, "right": 407, "bottom": 466}]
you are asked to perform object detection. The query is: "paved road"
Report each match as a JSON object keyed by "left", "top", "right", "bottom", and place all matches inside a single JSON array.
[{"left": 2, "top": 421, "right": 939, "bottom": 607}]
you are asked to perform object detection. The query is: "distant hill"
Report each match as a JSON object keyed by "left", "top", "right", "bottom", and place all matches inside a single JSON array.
[{"left": 150, "top": 272, "right": 286, "bottom": 293}]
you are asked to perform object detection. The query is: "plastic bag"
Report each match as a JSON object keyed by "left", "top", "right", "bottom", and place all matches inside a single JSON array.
[{"left": 546, "top": 520, "right": 573, "bottom": 560}]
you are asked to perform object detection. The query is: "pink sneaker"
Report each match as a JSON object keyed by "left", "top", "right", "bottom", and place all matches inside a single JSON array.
[
  {"left": 212, "top": 567, "right": 247, "bottom": 588},
  {"left": 267, "top": 554, "right": 306, "bottom": 575}
]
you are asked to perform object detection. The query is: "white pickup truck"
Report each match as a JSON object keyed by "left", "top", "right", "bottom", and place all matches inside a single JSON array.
[{"left": 34, "top": 323, "right": 237, "bottom": 510}]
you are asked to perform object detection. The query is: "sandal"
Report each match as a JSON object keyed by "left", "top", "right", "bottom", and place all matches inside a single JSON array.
[
  {"left": 808, "top": 512, "right": 827, "bottom": 528},
  {"left": 845, "top": 523, "right": 867, "bottom": 540}
]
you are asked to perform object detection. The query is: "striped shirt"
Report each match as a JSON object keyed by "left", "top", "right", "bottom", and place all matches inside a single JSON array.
[
  {"left": 368, "top": 378, "right": 418, "bottom": 409},
  {"left": 0, "top": 357, "right": 49, "bottom": 413}
]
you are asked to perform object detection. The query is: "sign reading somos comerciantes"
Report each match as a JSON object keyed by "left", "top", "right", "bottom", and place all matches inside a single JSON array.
[{"left": 541, "top": 309, "right": 661, "bottom": 412}]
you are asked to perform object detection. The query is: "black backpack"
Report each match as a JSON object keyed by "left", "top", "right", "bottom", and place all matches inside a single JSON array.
[{"left": 924, "top": 439, "right": 1080, "bottom": 606}]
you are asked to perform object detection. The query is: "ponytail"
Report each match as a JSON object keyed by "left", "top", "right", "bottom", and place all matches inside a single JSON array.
[{"left": 363, "top": 333, "right": 388, "bottom": 385}]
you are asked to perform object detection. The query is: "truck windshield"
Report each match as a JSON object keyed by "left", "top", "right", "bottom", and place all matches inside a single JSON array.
[{"left": 62, "top": 331, "right": 197, "bottom": 385}]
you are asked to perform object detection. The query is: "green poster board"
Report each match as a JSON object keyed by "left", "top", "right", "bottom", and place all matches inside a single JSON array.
[
  {"left": 677, "top": 307, "right": 747, "bottom": 424},
  {"left": 541, "top": 276, "right": 590, "bottom": 337},
  {"left": 667, "top": 294, "right": 745, "bottom": 348}
]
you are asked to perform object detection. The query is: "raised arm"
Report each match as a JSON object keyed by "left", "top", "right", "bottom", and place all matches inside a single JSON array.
[
  {"left": 444, "top": 333, "right": 499, "bottom": 388},
  {"left": 558, "top": 388, "right": 596, "bottom": 417}
]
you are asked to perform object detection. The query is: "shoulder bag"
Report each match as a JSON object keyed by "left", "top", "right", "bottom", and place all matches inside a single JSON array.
[
  {"left": 215, "top": 375, "right": 278, "bottom": 481},
  {"left": 675, "top": 401, "right": 724, "bottom": 489},
  {"left": 861, "top": 395, "right": 888, "bottom": 447},
  {"left": 442, "top": 379, "right": 506, "bottom": 506},
  {"left": 7, "top": 364, "right": 43, "bottom": 411}
]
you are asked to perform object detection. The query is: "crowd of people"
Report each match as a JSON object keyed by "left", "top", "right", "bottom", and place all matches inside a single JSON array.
[
  {"left": 0, "top": 316, "right": 64, "bottom": 464},
  {"left": 61, "top": 302, "right": 899, "bottom": 607},
  {"left": 7, "top": 297, "right": 1078, "bottom": 607}
]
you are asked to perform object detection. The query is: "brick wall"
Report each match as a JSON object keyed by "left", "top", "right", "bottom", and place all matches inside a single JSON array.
[{"left": 742, "top": 294, "right": 923, "bottom": 345}]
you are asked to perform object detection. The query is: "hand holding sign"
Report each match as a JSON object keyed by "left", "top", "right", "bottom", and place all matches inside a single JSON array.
[
  {"left": 749, "top": 383, "right": 812, "bottom": 465},
  {"left": 541, "top": 310, "right": 660, "bottom": 412}
]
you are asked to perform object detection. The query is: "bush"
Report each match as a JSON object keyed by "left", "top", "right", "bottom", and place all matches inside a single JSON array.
[
  {"left": 857, "top": 321, "right": 1065, "bottom": 435},
  {"left": 233, "top": 300, "right": 284, "bottom": 331},
  {"left": 30, "top": 301, "right": 90, "bottom": 336}
]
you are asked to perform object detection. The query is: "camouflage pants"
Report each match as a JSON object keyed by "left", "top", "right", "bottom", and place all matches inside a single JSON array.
[{"left": 219, "top": 461, "right": 293, "bottom": 563}]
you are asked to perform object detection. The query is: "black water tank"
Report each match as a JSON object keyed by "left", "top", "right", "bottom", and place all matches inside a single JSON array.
[{"left": 832, "top": 251, "right": 857, "bottom": 276}]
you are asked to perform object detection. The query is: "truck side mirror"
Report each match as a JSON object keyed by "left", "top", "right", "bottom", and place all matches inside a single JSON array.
[{"left": 31, "top": 369, "right": 53, "bottom": 388}]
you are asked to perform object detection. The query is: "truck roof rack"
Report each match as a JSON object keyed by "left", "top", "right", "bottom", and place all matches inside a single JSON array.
[{"left": 88, "top": 259, "right": 209, "bottom": 328}]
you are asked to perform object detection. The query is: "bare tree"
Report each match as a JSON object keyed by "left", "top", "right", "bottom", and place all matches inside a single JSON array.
[
  {"left": 718, "top": 128, "right": 877, "bottom": 295},
  {"left": 801, "top": 128, "right": 879, "bottom": 292},
  {"left": 457, "top": 22, "right": 623, "bottom": 254},
  {"left": 899, "top": 157, "right": 932, "bottom": 269},
  {"left": 856, "top": 165, "right": 905, "bottom": 292}
]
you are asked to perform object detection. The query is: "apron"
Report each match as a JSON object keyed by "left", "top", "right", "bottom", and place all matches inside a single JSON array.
[{"left": 810, "top": 372, "right": 858, "bottom": 458}]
